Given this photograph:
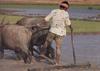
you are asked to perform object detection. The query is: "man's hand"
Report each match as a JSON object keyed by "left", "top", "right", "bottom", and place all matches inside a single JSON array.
[
  {"left": 42, "top": 19, "right": 47, "bottom": 25},
  {"left": 69, "top": 25, "right": 73, "bottom": 33}
]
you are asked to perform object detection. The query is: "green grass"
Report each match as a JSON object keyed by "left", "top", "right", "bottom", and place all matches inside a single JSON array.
[
  {"left": 0, "top": 14, "right": 100, "bottom": 33},
  {"left": 0, "top": 3, "right": 100, "bottom": 9},
  {"left": 0, "top": 14, "right": 23, "bottom": 24},
  {"left": 0, "top": 3, "right": 58, "bottom": 9},
  {"left": 71, "top": 4, "right": 100, "bottom": 10},
  {"left": 71, "top": 20, "right": 100, "bottom": 33}
]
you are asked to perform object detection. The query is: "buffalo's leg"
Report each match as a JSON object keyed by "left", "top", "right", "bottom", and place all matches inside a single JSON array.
[
  {"left": 0, "top": 37, "right": 4, "bottom": 59},
  {"left": 46, "top": 45, "right": 55, "bottom": 60},
  {"left": 29, "top": 46, "right": 34, "bottom": 56},
  {"left": 15, "top": 51, "right": 22, "bottom": 60},
  {"left": 26, "top": 50, "right": 32, "bottom": 63},
  {"left": 21, "top": 49, "right": 32, "bottom": 64},
  {"left": 0, "top": 48, "right": 4, "bottom": 59}
]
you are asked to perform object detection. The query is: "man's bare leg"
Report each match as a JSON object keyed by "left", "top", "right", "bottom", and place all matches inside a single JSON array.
[{"left": 55, "top": 37, "right": 63, "bottom": 65}]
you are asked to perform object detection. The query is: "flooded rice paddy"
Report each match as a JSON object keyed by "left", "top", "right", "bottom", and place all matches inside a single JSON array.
[
  {"left": 0, "top": 34, "right": 100, "bottom": 71},
  {"left": 0, "top": 7, "right": 100, "bottom": 20},
  {"left": 0, "top": 5, "right": 100, "bottom": 71},
  {"left": 1, "top": 34, "right": 100, "bottom": 65},
  {"left": 1, "top": 34, "right": 100, "bottom": 71},
  {"left": 51, "top": 34, "right": 100, "bottom": 65}
]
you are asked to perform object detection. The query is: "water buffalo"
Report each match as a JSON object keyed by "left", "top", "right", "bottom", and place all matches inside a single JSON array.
[
  {"left": 16, "top": 17, "right": 50, "bottom": 31},
  {"left": 0, "top": 25, "right": 32, "bottom": 63},
  {"left": 16, "top": 17, "right": 55, "bottom": 59}
]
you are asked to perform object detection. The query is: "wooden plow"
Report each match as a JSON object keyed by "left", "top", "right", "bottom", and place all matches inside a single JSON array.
[
  {"left": 28, "top": 55, "right": 91, "bottom": 71},
  {"left": 28, "top": 62, "right": 91, "bottom": 71}
]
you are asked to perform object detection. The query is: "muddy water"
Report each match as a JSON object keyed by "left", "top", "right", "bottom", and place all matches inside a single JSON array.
[
  {"left": 1, "top": 34, "right": 100, "bottom": 65},
  {"left": 52, "top": 34, "right": 100, "bottom": 65},
  {"left": 0, "top": 34, "right": 100, "bottom": 71}
]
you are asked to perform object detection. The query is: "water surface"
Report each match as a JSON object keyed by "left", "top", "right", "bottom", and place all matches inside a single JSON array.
[
  {"left": 0, "top": 7, "right": 100, "bottom": 19},
  {"left": 52, "top": 34, "right": 100, "bottom": 65},
  {"left": 3, "top": 34, "right": 100, "bottom": 65}
]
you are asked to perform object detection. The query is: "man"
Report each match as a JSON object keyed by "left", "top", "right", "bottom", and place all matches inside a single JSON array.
[{"left": 40, "top": 0, "right": 73, "bottom": 65}]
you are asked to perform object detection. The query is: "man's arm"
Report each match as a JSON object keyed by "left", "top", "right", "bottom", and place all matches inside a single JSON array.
[{"left": 68, "top": 25, "right": 73, "bottom": 33}]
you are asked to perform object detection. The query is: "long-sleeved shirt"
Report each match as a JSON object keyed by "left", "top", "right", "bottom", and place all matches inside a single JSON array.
[{"left": 45, "top": 9, "right": 71, "bottom": 36}]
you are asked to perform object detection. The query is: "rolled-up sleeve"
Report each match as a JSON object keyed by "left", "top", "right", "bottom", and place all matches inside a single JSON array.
[
  {"left": 65, "top": 18, "right": 71, "bottom": 26},
  {"left": 45, "top": 10, "right": 55, "bottom": 22},
  {"left": 65, "top": 12, "right": 71, "bottom": 26}
]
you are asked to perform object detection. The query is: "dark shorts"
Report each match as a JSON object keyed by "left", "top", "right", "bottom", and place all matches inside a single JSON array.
[{"left": 45, "top": 32, "right": 64, "bottom": 44}]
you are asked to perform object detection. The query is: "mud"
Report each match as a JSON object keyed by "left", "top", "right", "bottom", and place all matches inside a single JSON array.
[{"left": 0, "top": 50, "right": 100, "bottom": 71}]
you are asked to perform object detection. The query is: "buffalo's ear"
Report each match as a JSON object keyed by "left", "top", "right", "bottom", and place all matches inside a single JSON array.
[
  {"left": 31, "top": 26, "right": 36, "bottom": 30},
  {"left": 31, "top": 26, "right": 39, "bottom": 33}
]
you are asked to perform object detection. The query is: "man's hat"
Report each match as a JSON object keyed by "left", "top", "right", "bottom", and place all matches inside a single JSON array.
[
  {"left": 59, "top": 1, "right": 69, "bottom": 8},
  {"left": 59, "top": 3, "right": 68, "bottom": 8}
]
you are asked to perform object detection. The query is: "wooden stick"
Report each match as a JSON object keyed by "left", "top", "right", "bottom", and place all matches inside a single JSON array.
[{"left": 71, "top": 29, "right": 76, "bottom": 64}]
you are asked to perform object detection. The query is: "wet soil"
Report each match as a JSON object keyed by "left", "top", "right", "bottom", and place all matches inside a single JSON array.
[{"left": 0, "top": 50, "right": 100, "bottom": 71}]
